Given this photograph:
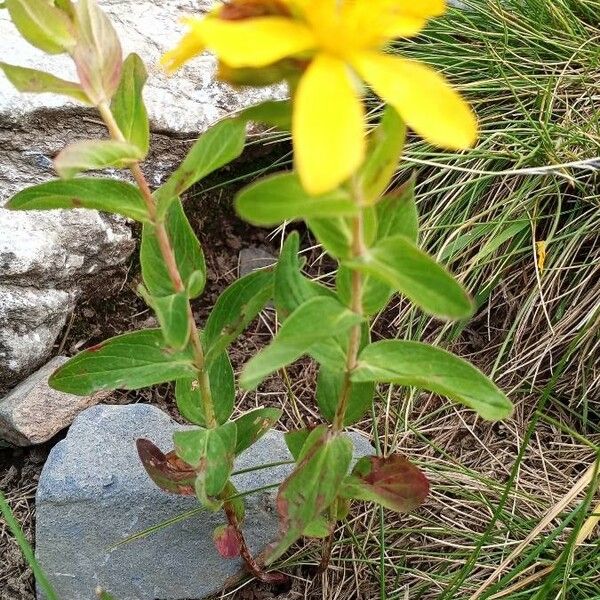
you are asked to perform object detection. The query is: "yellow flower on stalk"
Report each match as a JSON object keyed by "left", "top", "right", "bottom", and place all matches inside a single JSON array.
[{"left": 163, "top": 0, "right": 478, "bottom": 195}]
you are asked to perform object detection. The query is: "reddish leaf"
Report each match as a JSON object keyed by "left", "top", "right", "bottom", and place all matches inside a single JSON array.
[
  {"left": 136, "top": 438, "right": 196, "bottom": 496},
  {"left": 341, "top": 454, "right": 429, "bottom": 513},
  {"left": 213, "top": 525, "right": 241, "bottom": 558}
]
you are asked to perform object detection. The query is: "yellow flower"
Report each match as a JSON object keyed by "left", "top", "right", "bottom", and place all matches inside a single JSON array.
[{"left": 163, "top": 0, "right": 478, "bottom": 195}]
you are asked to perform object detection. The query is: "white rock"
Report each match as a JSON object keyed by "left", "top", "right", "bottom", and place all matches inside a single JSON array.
[{"left": 0, "top": 286, "right": 72, "bottom": 385}]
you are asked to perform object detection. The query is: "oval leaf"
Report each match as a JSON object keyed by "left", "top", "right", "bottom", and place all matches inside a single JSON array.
[
  {"left": 352, "top": 340, "right": 513, "bottom": 420},
  {"left": 345, "top": 235, "right": 473, "bottom": 320},
  {"left": 54, "top": 140, "right": 143, "bottom": 179},
  {"left": 175, "top": 351, "right": 235, "bottom": 426},
  {"left": 156, "top": 118, "right": 247, "bottom": 216},
  {"left": 357, "top": 105, "right": 406, "bottom": 205},
  {"left": 316, "top": 366, "right": 375, "bottom": 426},
  {"left": 204, "top": 270, "right": 274, "bottom": 361},
  {"left": 274, "top": 232, "right": 334, "bottom": 317},
  {"left": 73, "top": 0, "right": 122, "bottom": 103},
  {"left": 236, "top": 172, "right": 358, "bottom": 227},
  {"left": 49, "top": 329, "right": 196, "bottom": 395},
  {"left": 153, "top": 293, "right": 190, "bottom": 350},
  {"left": 6, "top": 178, "right": 149, "bottom": 222},
  {"left": 174, "top": 422, "right": 237, "bottom": 501},
  {"left": 240, "top": 296, "right": 363, "bottom": 390},
  {"left": 136, "top": 438, "right": 196, "bottom": 496},
  {"left": 0, "top": 62, "right": 89, "bottom": 103},
  {"left": 341, "top": 454, "right": 429, "bottom": 513},
  {"left": 111, "top": 53, "right": 149, "bottom": 155},
  {"left": 234, "top": 407, "right": 282, "bottom": 455},
  {"left": 6, "top": 0, "right": 75, "bottom": 54},
  {"left": 141, "top": 198, "right": 206, "bottom": 299}
]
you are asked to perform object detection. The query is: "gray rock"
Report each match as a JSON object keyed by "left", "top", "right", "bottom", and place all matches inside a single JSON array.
[
  {"left": 239, "top": 247, "right": 278, "bottom": 278},
  {"left": 36, "top": 404, "right": 372, "bottom": 600},
  {"left": 0, "top": 357, "right": 108, "bottom": 446}
]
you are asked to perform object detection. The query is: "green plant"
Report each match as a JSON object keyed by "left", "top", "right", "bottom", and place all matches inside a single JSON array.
[{"left": 1, "top": 0, "right": 513, "bottom": 588}]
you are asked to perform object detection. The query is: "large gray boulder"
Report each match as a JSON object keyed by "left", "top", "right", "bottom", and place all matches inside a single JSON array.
[
  {"left": 36, "top": 404, "right": 372, "bottom": 600},
  {"left": 0, "top": 0, "right": 283, "bottom": 385}
]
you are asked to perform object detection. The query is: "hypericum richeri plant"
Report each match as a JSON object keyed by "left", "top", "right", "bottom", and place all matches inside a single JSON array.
[{"left": 2, "top": 0, "right": 512, "bottom": 585}]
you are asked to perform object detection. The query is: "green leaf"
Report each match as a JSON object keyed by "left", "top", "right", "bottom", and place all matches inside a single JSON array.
[
  {"left": 156, "top": 118, "right": 247, "bottom": 217},
  {"left": 236, "top": 172, "right": 358, "bottom": 227},
  {"left": 111, "top": 53, "right": 149, "bottom": 155},
  {"left": 240, "top": 296, "right": 363, "bottom": 390},
  {"left": 73, "top": 0, "right": 122, "bottom": 103},
  {"left": 341, "top": 454, "right": 429, "bottom": 513},
  {"left": 49, "top": 329, "right": 196, "bottom": 395},
  {"left": 284, "top": 428, "right": 311, "bottom": 461},
  {"left": 6, "top": 178, "right": 150, "bottom": 222},
  {"left": 352, "top": 340, "right": 513, "bottom": 420},
  {"left": 175, "top": 351, "right": 235, "bottom": 426},
  {"left": 141, "top": 198, "right": 206, "bottom": 298},
  {"left": 274, "top": 232, "right": 334, "bottom": 317},
  {"left": 303, "top": 516, "right": 333, "bottom": 539},
  {"left": 345, "top": 235, "right": 473, "bottom": 320},
  {"left": 174, "top": 422, "right": 237, "bottom": 502},
  {"left": 136, "top": 438, "right": 195, "bottom": 496},
  {"left": 204, "top": 270, "right": 274, "bottom": 362},
  {"left": 357, "top": 106, "right": 406, "bottom": 204},
  {"left": 376, "top": 176, "right": 419, "bottom": 243},
  {"left": 152, "top": 293, "right": 190, "bottom": 350},
  {"left": 316, "top": 367, "right": 375, "bottom": 426},
  {"left": 0, "top": 62, "right": 89, "bottom": 103},
  {"left": 54, "top": 140, "right": 143, "bottom": 179},
  {"left": 268, "top": 427, "right": 353, "bottom": 563},
  {"left": 6, "top": 0, "right": 75, "bottom": 54},
  {"left": 234, "top": 408, "right": 282, "bottom": 454},
  {"left": 239, "top": 99, "right": 292, "bottom": 130},
  {"left": 306, "top": 217, "right": 352, "bottom": 259}
]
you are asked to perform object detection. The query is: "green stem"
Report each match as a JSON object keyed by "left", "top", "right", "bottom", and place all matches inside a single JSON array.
[
  {"left": 322, "top": 189, "right": 366, "bottom": 573},
  {"left": 333, "top": 209, "right": 366, "bottom": 431},
  {"left": 97, "top": 101, "right": 217, "bottom": 428}
]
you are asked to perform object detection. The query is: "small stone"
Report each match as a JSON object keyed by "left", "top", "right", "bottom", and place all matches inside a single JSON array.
[
  {"left": 36, "top": 404, "right": 372, "bottom": 600},
  {"left": 239, "top": 247, "right": 277, "bottom": 278},
  {"left": 0, "top": 357, "right": 108, "bottom": 446}
]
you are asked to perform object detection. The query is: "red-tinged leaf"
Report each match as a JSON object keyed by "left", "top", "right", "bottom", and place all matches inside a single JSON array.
[
  {"left": 266, "top": 427, "right": 353, "bottom": 564},
  {"left": 136, "top": 438, "right": 196, "bottom": 496},
  {"left": 73, "top": 0, "right": 122, "bottom": 103},
  {"left": 213, "top": 525, "right": 241, "bottom": 558},
  {"left": 341, "top": 454, "right": 429, "bottom": 513}
]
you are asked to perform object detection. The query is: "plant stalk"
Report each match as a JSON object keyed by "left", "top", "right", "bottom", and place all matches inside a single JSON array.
[
  {"left": 97, "top": 101, "right": 217, "bottom": 429},
  {"left": 223, "top": 503, "right": 288, "bottom": 584},
  {"left": 322, "top": 193, "right": 366, "bottom": 572}
]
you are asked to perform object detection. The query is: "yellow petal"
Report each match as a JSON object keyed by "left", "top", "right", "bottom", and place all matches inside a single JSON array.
[
  {"left": 161, "top": 20, "right": 206, "bottom": 73},
  {"left": 342, "top": 0, "right": 445, "bottom": 45},
  {"left": 353, "top": 51, "right": 477, "bottom": 149},
  {"left": 293, "top": 53, "right": 366, "bottom": 195},
  {"left": 197, "top": 16, "right": 316, "bottom": 68}
]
